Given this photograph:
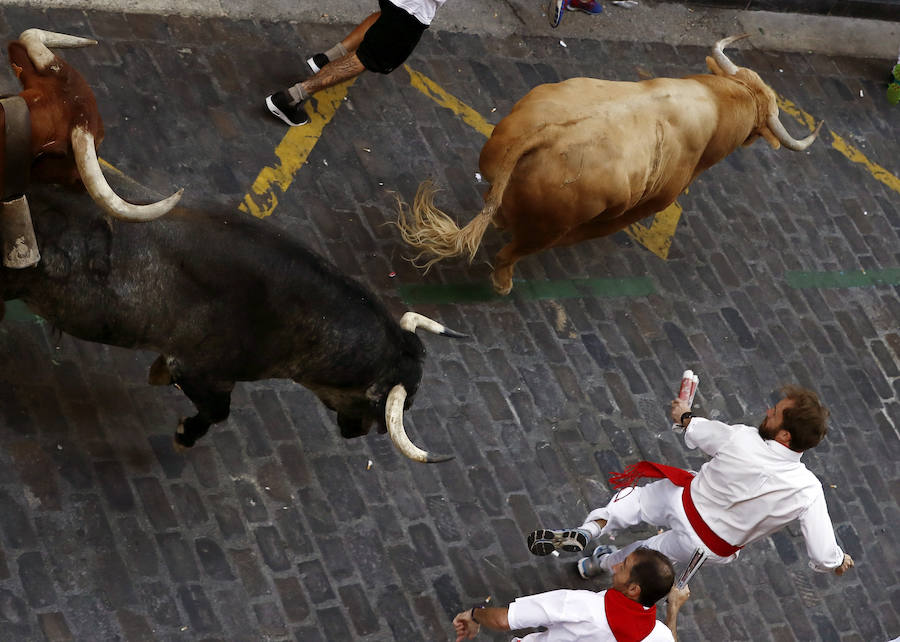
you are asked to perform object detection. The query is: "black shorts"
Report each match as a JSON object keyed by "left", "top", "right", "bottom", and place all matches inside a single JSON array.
[{"left": 356, "top": 0, "right": 427, "bottom": 74}]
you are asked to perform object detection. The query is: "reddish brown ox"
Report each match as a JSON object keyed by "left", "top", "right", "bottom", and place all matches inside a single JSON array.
[
  {"left": 396, "top": 35, "right": 821, "bottom": 295},
  {"left": 4, "top": 29, "right": 181, "bottom": 220}
]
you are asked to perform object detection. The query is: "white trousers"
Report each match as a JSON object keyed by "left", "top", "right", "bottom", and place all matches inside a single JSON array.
[{"left": 584, "top": 479, "right": 737, "bottom": 570}]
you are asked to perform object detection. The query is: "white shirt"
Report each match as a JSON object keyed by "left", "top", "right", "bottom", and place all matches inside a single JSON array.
[
  {"left": 507, "top": 589, "right": 673, "bottom": 642},
  {"left": 685, "top": 418, "right": 845, "bottom": 571},
  {"left": 389, "top": 0, "right": 447, "bottom": 25}
]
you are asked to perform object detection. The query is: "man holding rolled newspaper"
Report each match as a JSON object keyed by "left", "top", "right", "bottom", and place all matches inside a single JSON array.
[{"left": 527, "top": 384, "right": 854, "bottom": 580}]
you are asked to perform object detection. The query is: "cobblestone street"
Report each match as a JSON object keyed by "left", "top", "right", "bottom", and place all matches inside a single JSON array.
[{"left": 0, "top": 7, "right": 897, "bottom": 641}]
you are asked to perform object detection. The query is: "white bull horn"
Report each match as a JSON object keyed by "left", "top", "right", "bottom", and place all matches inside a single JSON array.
[
  {"left": 385, "top": 384, "right": 453, "bottom": 463},
  {"left": 711, "top": 33, "right": 750, "bottom": 76},
  {"left": 766, "top": 116, "right": 823, "bottom": 152},
  {"left": 399, "top": 311, "right": 467, "bottom": 338},
  {"left": 19, "top": 28, "right": 97, "bottom": 72},
  {"left": 71, "top": 126, "right": 183, "bottom": 221}
]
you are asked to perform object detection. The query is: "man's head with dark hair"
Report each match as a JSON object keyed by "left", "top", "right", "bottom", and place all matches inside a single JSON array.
[
  {"left": 611, "top": 548, "right": 675, "bottom": 607},
  {"left": 758, "top": 385, "right": 829, "bottom": 452},
  {"left": 780, "top": 385, "right": 829, "bottom": 451}
]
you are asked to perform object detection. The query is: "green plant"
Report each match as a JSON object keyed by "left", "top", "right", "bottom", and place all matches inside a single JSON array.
[{"left": 888, "top": 64, "right": 900, "bottom": 105}]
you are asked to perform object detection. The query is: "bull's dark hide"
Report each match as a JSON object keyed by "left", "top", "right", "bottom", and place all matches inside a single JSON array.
[{"left": 1, "top": 183, "right": 431, "bottom": 449}]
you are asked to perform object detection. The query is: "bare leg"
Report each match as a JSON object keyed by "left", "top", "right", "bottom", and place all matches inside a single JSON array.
[
  {"left": 341, "top": 12, "right": 380, "bottom": 53},
  {"left": 300, "top": 53, "right": 367, "bottom": 95}
]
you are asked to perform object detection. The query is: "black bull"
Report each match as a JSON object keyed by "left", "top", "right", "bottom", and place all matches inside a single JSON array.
[{"left": 0, "top": 184, "right": 463, "bottom": 463}]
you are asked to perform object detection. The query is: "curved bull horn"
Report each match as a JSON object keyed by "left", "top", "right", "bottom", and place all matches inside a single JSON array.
[
  {"left": 399, "top": 311, "right": 467, "bottom": 338},
  {"left": 71, "top": 126, "right": 183, "bottom": 221},
  {"left": 711, "top": 33, "right": 750, "bottom": 76},
  {"left": 766, "top": 116, "right": 823, "bottom": 152},
  {"left": 19, "top": 29, "right": 97, "bottom": 72},
  {"left": 385, "top": 384, "right": 453, "bottom": 463}
]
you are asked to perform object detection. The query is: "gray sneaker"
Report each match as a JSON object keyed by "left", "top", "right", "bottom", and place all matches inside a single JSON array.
[
  {"left": 528, "top": 528, "right": 591, "bottom": 556},
  {"left": 577, "top": 544, "right": 618, "bottom": 579}
]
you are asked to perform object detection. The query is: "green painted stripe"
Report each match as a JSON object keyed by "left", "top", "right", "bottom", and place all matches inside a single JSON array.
[
  {"left": 786, "top": 268, "right": 900, "bottom": 289},
  {"left": 398, "top": 277, "right": 655, "bottom": 305}
]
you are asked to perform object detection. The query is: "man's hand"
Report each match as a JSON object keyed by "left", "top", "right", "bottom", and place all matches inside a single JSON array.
[
  {"left": 834, "top": 553, "right": 854, "bottom": 576},
  {"left": 668, "top": 585, "right": 690, "bottom": 610},
  {"left": 665, "top": 585, "right": 690, "bottom": 640},
  {"left": 670, "top": 399, "right": 691, "bottom": 424},
  {"left": 452, "top": 610, "right": 479, "bottom": 641}
]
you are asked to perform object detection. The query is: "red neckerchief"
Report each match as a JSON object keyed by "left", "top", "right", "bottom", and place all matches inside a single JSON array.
[
  {"left": 604, "top": 588, "right": 657, "bottom": 642},
  {"left": 609, "top": 461, "right": 694, "bottom": 489}
]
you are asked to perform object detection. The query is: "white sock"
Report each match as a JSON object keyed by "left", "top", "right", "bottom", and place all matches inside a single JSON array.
[
  {"left": 287, "top": 84, "right": 309, "bottom": 104},
  {"left": 325, "top": 42, "right": 348, "bottom": 61},
  {"left": 579, "top": 521, "right": 603, "bottom": 539}
]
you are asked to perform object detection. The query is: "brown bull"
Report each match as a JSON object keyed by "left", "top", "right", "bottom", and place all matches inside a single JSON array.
[
  {"left": 4, "top": 29, "right": 181, "bottom": 220},
  {"left": 396, "top": 35, "right": 821, "bottom": 295}
]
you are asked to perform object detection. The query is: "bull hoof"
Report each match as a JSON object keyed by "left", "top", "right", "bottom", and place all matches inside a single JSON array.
[
  {"left": 491, "top": 274, "right": 513, "bottom": 296},
  {"left": 173, "top": 419, "right": 193, "bottom": 453}
]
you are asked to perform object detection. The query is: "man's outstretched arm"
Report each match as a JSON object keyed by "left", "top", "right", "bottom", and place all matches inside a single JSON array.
[{"left": 800, "top": 490, "right": 852, "bottom": 574}]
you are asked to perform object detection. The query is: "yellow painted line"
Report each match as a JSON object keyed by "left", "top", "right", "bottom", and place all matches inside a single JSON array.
[
  {"left": 239, "top": 81, "right": 355, "bottom": 219},
  {"left": 99, "top": 157, "right": 125, "bottom": 177},
  {"left": 99, "top": 158, "right": 172, "bottom": 198},
  {"left": 829, "top": 132, "right": 900, "bottom": 194},
  {"left": 624, "top": 202, "right": 681, "bottom": 260},
  {"left": 405, "top": 65, "right": 495, "bottom": 138},
  {"left": 405, "top": 66, "right": 679, "bottom": 259},
  {"left": 778, "top": 96, "right": 900, "bottom": 195}
]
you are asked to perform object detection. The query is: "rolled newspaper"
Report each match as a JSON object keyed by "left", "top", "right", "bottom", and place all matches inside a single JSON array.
[{"left": 676, "top": 547, "right": 708, "bottom": 588}]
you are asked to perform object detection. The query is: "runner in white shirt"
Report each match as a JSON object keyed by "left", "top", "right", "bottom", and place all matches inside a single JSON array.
[
  {"left": 452, "top": 548, "right": 691, "bottom": 641},
  {"left": 527, "top": 386, "right": 854, "bottom": 579},
  {"left": 266, "top": 0, "right": 448, "bottom": 126}
]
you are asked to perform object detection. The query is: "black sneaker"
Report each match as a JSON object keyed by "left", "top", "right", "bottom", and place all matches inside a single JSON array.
[
  {"left": 307, "top": 53, "right": 329, "bottom": 74},
  {"left": 265, "top": 91, "right": 310, "bottom": 127}
]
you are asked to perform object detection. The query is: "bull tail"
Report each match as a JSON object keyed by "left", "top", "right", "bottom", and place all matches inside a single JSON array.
[
  {"left": 394, "top": 179, "right": 494, "bottom": 271},
  {"left": 395, "top": 128, "right": 550, "bottom": 270}
]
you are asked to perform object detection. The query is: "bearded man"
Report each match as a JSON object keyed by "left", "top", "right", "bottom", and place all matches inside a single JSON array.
[{"left": 527, "top": 386, "right": 854, "bottom": 580}]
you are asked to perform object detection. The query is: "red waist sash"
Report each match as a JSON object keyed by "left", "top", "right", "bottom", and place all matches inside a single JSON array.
[{"left": 609, "top": 461, "right": 742, "bottom": 558}]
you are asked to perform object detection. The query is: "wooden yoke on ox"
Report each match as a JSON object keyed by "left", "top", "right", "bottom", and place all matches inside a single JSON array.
[{"left": 0, "top": 95, "right": 38, "bottom": 268}]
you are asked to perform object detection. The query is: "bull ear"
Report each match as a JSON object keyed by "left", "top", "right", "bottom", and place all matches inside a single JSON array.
[{"left": 705, "top": 56, "right": 726, "bottom": 76}]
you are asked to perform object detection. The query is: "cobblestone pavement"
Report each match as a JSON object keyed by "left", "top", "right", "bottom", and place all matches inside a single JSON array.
[{"left": 0, "top": 7, "right": 898, "bottom": 642}]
